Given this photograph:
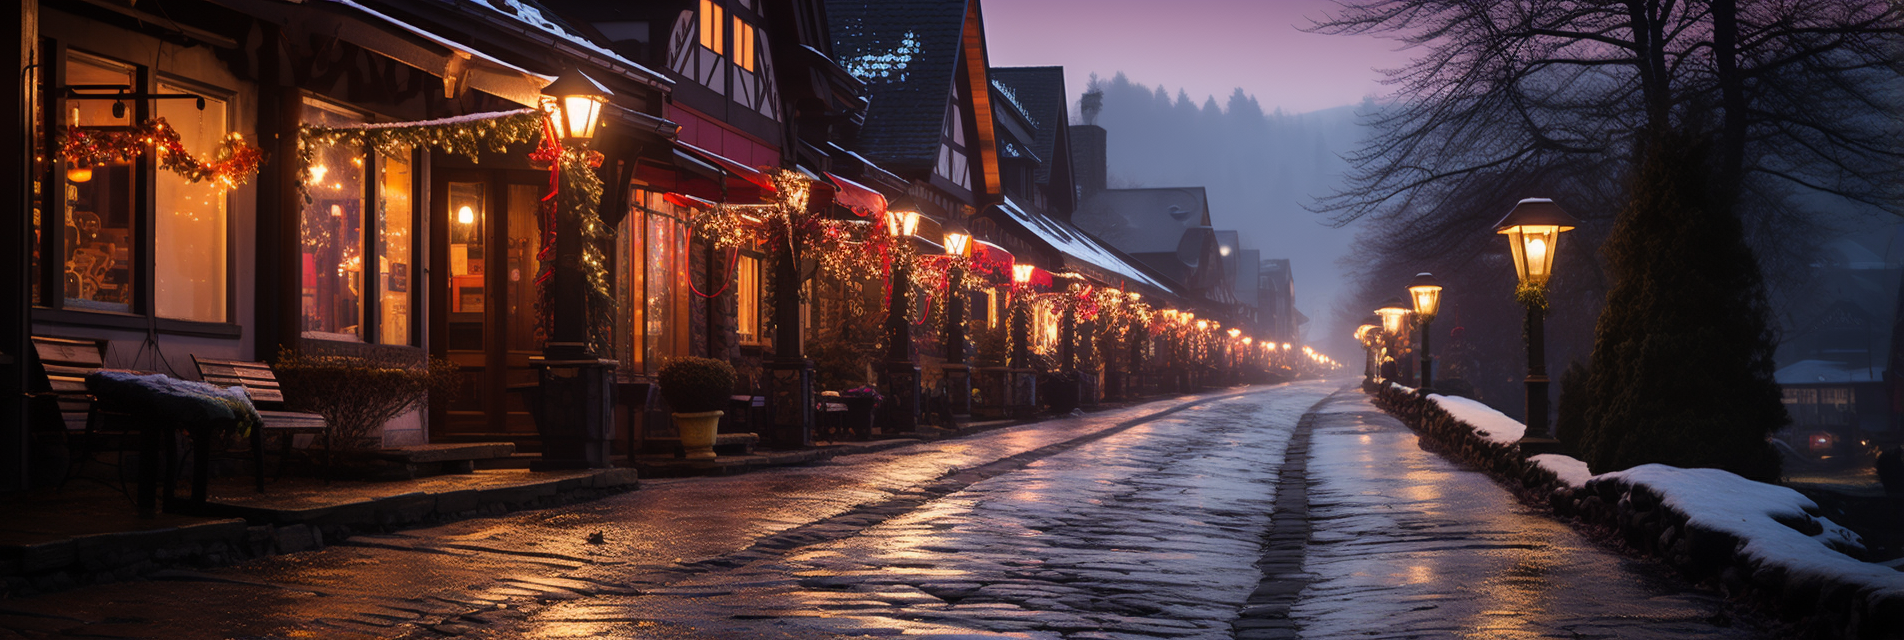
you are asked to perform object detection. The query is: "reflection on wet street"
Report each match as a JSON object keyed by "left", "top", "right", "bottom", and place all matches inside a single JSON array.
[
  {"left": 1295, "top": 392, "right": 1768, "bottom": 639},
  {"left": 0, "top": 383, "right": 1775, "bottom": 639}
]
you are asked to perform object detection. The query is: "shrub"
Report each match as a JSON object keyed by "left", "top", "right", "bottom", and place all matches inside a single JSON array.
[
  {"left": 1553, "top": 360, "right": 1591, "bottom": 450},
  {"left": 274, "top": 348, "right": 460, "bottom": 452},
  {"left": 657, "top": 357, "right": 736, "bottom": 413}
]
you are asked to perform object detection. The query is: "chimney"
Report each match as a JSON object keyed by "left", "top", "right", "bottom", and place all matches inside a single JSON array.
[{"left": 1070, "top": 124, "right": 1107, "bottom": 198}]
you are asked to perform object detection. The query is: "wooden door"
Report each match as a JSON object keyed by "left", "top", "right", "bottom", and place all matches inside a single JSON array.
[{"left": 430, "top": 172, "right": 547, "bottom": 446}]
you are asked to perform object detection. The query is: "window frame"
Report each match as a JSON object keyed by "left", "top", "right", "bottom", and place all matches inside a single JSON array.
[
  {"left": 31, "top": 42, "right": 241, "bottom": 338},
  {"left": 152, "top": 73, "right": 236, "bottom": 325},
  {"left": 296, "top": 94, "right": 426, "bottom": 346},
  {"left": 735, "top": 249, "right": 764, "bottom": 345}
]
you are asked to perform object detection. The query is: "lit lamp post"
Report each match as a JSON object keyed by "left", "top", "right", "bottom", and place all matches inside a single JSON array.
[
  {"left": 1355, "top": 321, "right": 1378, "bottom": 387},
  {"left": 879, "top": 210, "right": 924, "bottom": 434},
  {"left": 1009, "top": 264, "right": 1037, "bottom": 417},
  {"left": 1494, "top": 198, "right": 1580, "bottom": 445},
  {"left": 942, "top": 226, "right": 972, "bottom": 417},
  {"left": 1226, "top": 327, "right": 1242, "bottom": 377},
  {"left": 1375, "top": 297, "right": 1411, "bottom": 386},
  {"left": 529, "top": 69, "right": 615, "bottom": 470},
  {"left": 1407, "top": 272, "right": 1443, "bottom": 395}
]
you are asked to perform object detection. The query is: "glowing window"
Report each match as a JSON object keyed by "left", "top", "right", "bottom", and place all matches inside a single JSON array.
[
  {"left": 737, "top": 254, "right": 760, "bottom": 343},
  {"left": 732, "top": 17, "right": 755, "bottom": 72},
  {"left": 699, "top": 0, "right": 725, "bottom": 55}
]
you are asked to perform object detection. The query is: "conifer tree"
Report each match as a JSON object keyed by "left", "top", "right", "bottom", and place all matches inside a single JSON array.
[{"left": 1580, "top": 133, "right": 1785, "bottom": 481}]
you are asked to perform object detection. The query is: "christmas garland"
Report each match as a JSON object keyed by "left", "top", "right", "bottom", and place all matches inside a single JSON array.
[
  {"left": 61, "top": 118, "right": 265, "bottom": 187},
  {"left": 297, "top": 108, "right": 614, "bottom": 353},
  {"left": 296, "top": 109, "right": 545, "bottom": 190}
]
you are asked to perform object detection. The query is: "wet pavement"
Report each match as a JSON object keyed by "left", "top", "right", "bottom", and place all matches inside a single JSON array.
[
  {"left": 1293, "top": 391, "right": 1766, "bottom": 639},
  {"left": 0, "top": 382, "right": 1772, "bottom": 639}
]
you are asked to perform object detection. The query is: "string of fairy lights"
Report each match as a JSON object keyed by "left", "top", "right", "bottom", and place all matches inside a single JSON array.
[{"left": 287, "top": 111, "right": 1336, "bottom": 370}]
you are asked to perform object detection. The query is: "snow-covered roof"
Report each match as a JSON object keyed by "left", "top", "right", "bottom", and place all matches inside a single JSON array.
[
  {"left": 1775, "top": 359, "right": 1883, "bottom": 384},
  {"left": 467, "top": 0, "right": 670, "bottom": 86},
  {"left": 992, "top": 197, "right": 1174, "bottom": 293}
]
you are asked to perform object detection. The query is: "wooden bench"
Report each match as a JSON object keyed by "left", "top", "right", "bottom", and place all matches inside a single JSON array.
[
  {"left": 29, "top": 336, "right": 177, "bottom": 516},
  {"left": 191, "top": 356, "right": 331, "bottom": 489}
]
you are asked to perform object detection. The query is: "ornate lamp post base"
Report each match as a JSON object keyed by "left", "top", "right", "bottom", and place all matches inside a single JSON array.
[
  {"left": 942, "top": 363, "right": 972, "bottom": 416},
  {"left": 765, "top": 356, "right": 814, "bottom": 449},
  {"left": 879, "top": 361, "right": 920, "bottom": 433},
  {"left": 527, "top": 355, "right": 617, "bottom": 470},
  {"left": 1009, "top": 368, "right": 1039, "bottom": 418}
]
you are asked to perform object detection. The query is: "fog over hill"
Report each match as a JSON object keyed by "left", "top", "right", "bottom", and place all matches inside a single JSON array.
[{"left": 1078, "top": 72, "right": 1367, "bottom": 346}]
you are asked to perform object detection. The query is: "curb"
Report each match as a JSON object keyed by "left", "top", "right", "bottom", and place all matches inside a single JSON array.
[{"left": 0, "top": 468, "right": 639, "bottom": 597}]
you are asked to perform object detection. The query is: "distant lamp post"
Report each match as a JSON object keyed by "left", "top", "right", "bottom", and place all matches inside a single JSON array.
[
  {"left": 1494, "top": 198, "right": 1581, "bottom": 445},
  {"left": 878, "top": 210, "right": 925, "bottom": 433},
  {"left": 1355, "top": 320, "right": 1379, "bottom": 386},
  {"left": 1375, "top": 298, "right": 1411, "bottom": 385},
  {"left": 940, "top": 221, "right": 971, "bottom": 416},
  {"left": 1407, "top": 272, "right": 1443, "bottom": 395}
]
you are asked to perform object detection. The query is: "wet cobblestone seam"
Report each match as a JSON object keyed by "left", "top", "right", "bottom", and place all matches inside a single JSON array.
[
  {"left": 1232, "top": 397, "right": 1325, "bottom": 640},
  {"left": 680, "top": 389, "right": 1273, "bottom": 575}
]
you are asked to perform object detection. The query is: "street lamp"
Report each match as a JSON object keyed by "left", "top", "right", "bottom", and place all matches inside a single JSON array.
[
  {"left": 1375, "top": 298, "right": 1410, "bottom": 385},
  {"left": 1355, "top": 320, "right": 1378, "bottom": 386},
  {"left": 941, "top": 222, "right": 971, "bottom": 416},
  {"left": 1494, "top": 198, "right": 1581, "bottom": 445},
  {"left": 878, "top": 210, "right": 924, "bottom": 433},
  {"left": 541, "top": 69, "right": 611, "bottom": 142},
  {"left": 1407, "top": 272, "right": 1443, "bottom": 395}
]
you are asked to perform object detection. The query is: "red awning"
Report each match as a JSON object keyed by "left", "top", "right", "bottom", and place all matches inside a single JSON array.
[
  {"left": 664, "top": 192, "right": 717, "bottom": 210},
  {"left": 824, "top": 172, "right": 887, "bottom": 218}
]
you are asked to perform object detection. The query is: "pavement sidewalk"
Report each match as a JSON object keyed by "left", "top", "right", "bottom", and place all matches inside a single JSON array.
[
  {"left": 0, "top": 391, "right": 1232, "bottom": 598},
  {"left": 1236, "top": 387, "right": 1765, "bottom": 639}
]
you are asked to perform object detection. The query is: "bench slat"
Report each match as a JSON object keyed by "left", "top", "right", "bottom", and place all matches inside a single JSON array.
[{"left": 34, "top": 337, "right": 104, "bottom": 367}]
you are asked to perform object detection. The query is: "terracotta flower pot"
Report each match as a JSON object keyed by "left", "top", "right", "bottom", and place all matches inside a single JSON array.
[{"left": 674, "top": 410, "right": 724, "bottom": 459}]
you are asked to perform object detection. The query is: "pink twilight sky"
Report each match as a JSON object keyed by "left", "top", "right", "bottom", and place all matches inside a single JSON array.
[{"left": 983, "top": 0, "right": 1412, "bottom": 114}]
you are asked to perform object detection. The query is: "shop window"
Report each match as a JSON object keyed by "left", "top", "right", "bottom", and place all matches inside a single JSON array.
[
  {"left": 60, "top": 53, "right": 137, "bottom": 313},
  {"left": 737, "top": 254, "right": 759, "bottom": 343},
  {"left": 154, "top": 84, "right": 228, "bottom": 322},
  {"left": 616, "top": 210, "right": 645, "bottom": 373},
  {"left": 378, "top": 148, "right": 414, "bottom": 344},
  {"left": 647, "top": 199, "right": 691, "bottom": 372},
  {"left": 299, "top": 96, "right": 417, "bottom": 344}
]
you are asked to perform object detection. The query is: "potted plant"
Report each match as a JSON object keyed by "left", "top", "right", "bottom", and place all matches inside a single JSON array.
[{"left": 657, "top": 357, "right": 736, "bottom": 459}]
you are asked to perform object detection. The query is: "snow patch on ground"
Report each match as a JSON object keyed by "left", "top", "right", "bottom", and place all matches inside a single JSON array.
[
  {"left": 1597, "top": 464, "right": 1903, "bottom": 597},
  {"left": 1530, "top": 454, "right": 1592, "bottom": 488},
  {"left": 1427, "top": 394, "right": 1526, "bottom": 444}
]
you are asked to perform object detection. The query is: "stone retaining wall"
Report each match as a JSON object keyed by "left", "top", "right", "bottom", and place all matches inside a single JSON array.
[{"left": 1370, "top": 385, "right": 1903, "bottom": 640}]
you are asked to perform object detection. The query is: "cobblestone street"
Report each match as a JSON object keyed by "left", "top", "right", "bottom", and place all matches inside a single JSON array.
[{"left": 0, "top": 381, "right": 1774, "bottom": 639}]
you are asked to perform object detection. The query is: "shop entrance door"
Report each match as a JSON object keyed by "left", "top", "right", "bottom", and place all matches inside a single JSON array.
[{"left": 431, "top": 171, "right": 548, "bottom": 447}]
